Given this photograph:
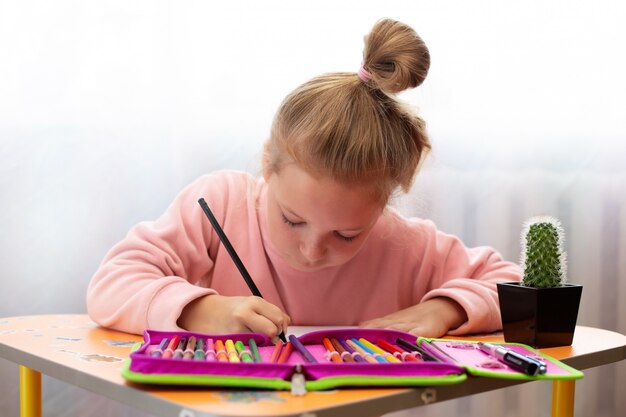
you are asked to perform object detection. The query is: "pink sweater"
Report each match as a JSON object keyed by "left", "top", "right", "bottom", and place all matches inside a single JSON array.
[{"left": 87, "top": 171, "right": 521, "bottom": 335}]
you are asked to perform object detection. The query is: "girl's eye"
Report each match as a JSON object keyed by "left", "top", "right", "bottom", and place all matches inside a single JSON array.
[
  {"left": 334, "top": 232, "right": 357, "bottom": 243},
  {"left": 282, "top": 213, "right": 358, "bottom": 242},
  {"left": 281, "top": 214, "right": 303, "bottom": 227}
]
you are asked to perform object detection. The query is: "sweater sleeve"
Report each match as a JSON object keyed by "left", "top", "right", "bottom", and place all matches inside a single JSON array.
[
  {"left": 417, "top": 221, "right": 522, "bottom": 335},
  {"left": 86, "top": 174, "right": 229, "bottom": 335}
]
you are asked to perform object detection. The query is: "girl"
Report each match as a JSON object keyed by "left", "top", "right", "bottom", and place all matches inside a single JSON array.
[{"left": 87, "top": 19, "right": 521, "bottom": 340}]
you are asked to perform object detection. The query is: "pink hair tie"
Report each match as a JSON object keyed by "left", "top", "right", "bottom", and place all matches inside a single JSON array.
[{"left": 357, "top": 66, "right": 372, "bottom": 82}]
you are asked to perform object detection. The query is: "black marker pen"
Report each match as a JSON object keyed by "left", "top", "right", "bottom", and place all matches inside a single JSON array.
[{"left": 478, "top": 342, "right": 547, "bottom": 376}]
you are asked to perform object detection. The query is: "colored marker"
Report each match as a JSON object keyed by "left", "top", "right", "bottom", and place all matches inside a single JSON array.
[
  {"left": 214, "top": 340, "right": 229, "bottom": 362},
  {"left": 183, "top": 336, "right": 196, "bottom": 360},
  {"left": 338, "top": 338, "right": 365, "bottom": 363},
  {"left": 289, "top": 335, "right": 317, "bottom": 363},
  {"left": 162, "top": 335, "right": 180, "bottom": 359},
  {"left": 376, "top": 338, "right": 420, "bottom": 362},
  {"left": 330, "top": 338, "right": 354, "bottom": 363},
  {"left": 350, "top": 338, "right": 386, "bottom": 363},
  {"left": 269, "top": 340, "right": 284, "bottom": 363},
  {"left": 248, "top": 338, "right": 261, "bottom": 363},
  {"left": 277, "top": 342, "right": 293, "bottom": 363},
  {"left": 205, "top": 338, "right": 216, "bottom": 361},
  {"left": 359, "top": 338, "right": 401, "bottom": 363},
  {"left": 150, "top": 338, "right": 169, "bottom": 358},
  {"left": 346, "top": 339, "right": 377, "bottom": 363},
  {"left": 173, "top": 336, "right": 188, "bottom": 359},
  {"left": 234, "top": 340, "right": 253, "bottom": 363},
  {"left": 224, "top": 339, "right": 240, "bottom": 363},
  {"left": 194, "top": 337, "right": 206, "bottom": 360},
  {"left": 396, "top": 338, "right": 441, "bottom": 362},
  {"left": 322, "top": 338, "right": 342, "bottom": 363}
]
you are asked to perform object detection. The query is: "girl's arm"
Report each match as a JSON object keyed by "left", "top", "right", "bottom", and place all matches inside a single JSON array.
[
  {"left": 86, "top": 172, "right": 289, "bottom": 337},
  {"left": 361, "top": 219, "right": 521, "bottom": 337},
  {"left": 86, "top": 175, "right": 219, "bottom": 335}
]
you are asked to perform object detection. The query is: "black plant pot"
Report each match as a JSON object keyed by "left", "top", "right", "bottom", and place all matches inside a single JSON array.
[{"left": 497, "top": 282, "right": 583, "bottom": 348}]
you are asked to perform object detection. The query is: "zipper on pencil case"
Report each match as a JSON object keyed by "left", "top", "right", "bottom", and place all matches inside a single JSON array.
[{"left": 290, "top": 364, "right": 307, "bottom": 396}]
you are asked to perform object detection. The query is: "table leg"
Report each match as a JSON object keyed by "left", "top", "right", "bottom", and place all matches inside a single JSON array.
[
  {"left": 19, "top": 366, "right": 42, "bottom": 417},
  {"left": 551, "top": 379, "right": 575, "bottom": 417}
]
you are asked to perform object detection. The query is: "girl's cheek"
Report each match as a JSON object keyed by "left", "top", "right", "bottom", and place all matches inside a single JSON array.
[{"left": 282, "top": 227, "right": 301, "bottom": 247}]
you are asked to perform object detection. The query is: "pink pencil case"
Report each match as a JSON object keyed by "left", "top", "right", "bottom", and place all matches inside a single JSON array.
[{"left": 121, "top": 328, "right": 582, "bottom": 392}]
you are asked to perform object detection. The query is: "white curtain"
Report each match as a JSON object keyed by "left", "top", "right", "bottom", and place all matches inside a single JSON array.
[{"left": 1, "top": 1, "right": 625, "bottom": 416}]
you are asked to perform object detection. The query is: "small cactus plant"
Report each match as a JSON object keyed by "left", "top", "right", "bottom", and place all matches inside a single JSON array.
[{"left": 520, "top": 216, "right": 568, "bottom": 288}]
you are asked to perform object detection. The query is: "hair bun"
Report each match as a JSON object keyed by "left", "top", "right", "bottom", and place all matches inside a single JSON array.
[{"left": 361, "top": 19, "right": 430, "bottom": 93}]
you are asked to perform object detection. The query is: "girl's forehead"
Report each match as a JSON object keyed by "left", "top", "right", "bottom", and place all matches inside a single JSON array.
[{"left": 269, "top": 163, "right": 383, "bottom": 227}]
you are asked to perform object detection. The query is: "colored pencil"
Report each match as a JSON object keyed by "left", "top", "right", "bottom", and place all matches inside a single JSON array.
[
  {"left": 198, "top": 198, "right": 286, "bottom": 343},
  {"left": 269, "top": 340, "right": 284, "bottom": 363},
  {"left": 234, "top": 340, "right": 254, "bottom": 363},
  {"left": 289, "top": 335, "right": 317, "bottom": 363},
  {"left": 322, "top": 338, "right": 342, "bottom": 363},
  {"left": 358, "top": 338, "right": 401, "bottom": 363},
  {"left": 248, "top": 338, "right": 262, "bottom": 362},
  {"left": 194, "top": 338, "right": 206, "bottom": 360},
  {"left": 277, "top": 342, "right": 293, "bottom": 363},
  {"left": 376, "top": 338, "right": 420, "bottom": 362},
  {"left": 350, "top": 338, "right": 387, "bottom": 363},
  {"left": 150, "top": 338, "right": 169, "bottom": 358},
  {"left": 330, "top": 338, "right": 354, "bottom": 363},
  {"left": 162, "top": 335, "right": 180, "bottom": 359},
  {"left": 214, "top": 339, "right": 229, "bottom": 362},
  {"left": 183, "top": 336, "right": 196, "bottom": 360}
]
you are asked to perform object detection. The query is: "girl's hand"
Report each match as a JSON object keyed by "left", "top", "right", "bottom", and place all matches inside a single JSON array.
[
  {"left": 358, "top": 297, "right": 467, "bottom": 338},
  {"left": 177, "top": 294, "right": 290, "bottom": 342}
]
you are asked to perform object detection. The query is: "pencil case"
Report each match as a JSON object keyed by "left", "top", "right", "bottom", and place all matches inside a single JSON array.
[
  {"left": 122, "top": 328, "right": 466, "bottom": 391},
  {"left": 121, "top": 328, "right": 582, "bottom": 392}
]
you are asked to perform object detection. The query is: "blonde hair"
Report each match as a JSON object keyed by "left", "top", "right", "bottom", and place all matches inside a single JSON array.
[{"left": 267, "top": 18, "right": 431, "bottom": 203}]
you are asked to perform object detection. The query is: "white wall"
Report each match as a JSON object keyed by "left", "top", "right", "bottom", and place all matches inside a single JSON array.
[{"left": 1, "top": 1, "right": 625, "bottom": 416}]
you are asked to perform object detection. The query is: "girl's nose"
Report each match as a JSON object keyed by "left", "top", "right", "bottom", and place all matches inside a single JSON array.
[{"left": 300, "top": 236, "right": 327, "bottom": 263}]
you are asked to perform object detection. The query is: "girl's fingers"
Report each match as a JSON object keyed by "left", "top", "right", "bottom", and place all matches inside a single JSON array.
[
  {"left": 242, "top": 297, "right": 290, "bottom": 338},
  {"left": 242, "top": 312, "right": 285, "bottom": 339}
]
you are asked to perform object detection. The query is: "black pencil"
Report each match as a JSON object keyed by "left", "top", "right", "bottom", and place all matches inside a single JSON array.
[{"left": 198, "top": 198, "right": 287, "bottom": 343}]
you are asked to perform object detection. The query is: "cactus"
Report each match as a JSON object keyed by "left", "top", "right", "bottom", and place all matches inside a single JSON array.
[{"left": 520, "top": 216, "right": 568, "bottom": 288}]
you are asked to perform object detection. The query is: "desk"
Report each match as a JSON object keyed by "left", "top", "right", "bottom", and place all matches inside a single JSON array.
[{"left": 1, "top": 315, "right": 625, "bottom": 417}]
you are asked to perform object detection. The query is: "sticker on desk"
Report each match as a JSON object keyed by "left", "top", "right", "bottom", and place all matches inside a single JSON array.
[
  {"left": 103, "top": 339, "right": 137, "bottom": 348},
  {"left": 215, "top": 391, "right": 286, "bottom": 404},
  {"left": 58, "top": 349, "right": 123, "bottom": 363},
  {"left": 50, "top": 324, "right": 82, "bottom": 329},
  {"left": 25, "top": 329, "right": 44, "bottom": 337},
  {"left": 56, "top": 337, "right": 81, "bottom": 342}
]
